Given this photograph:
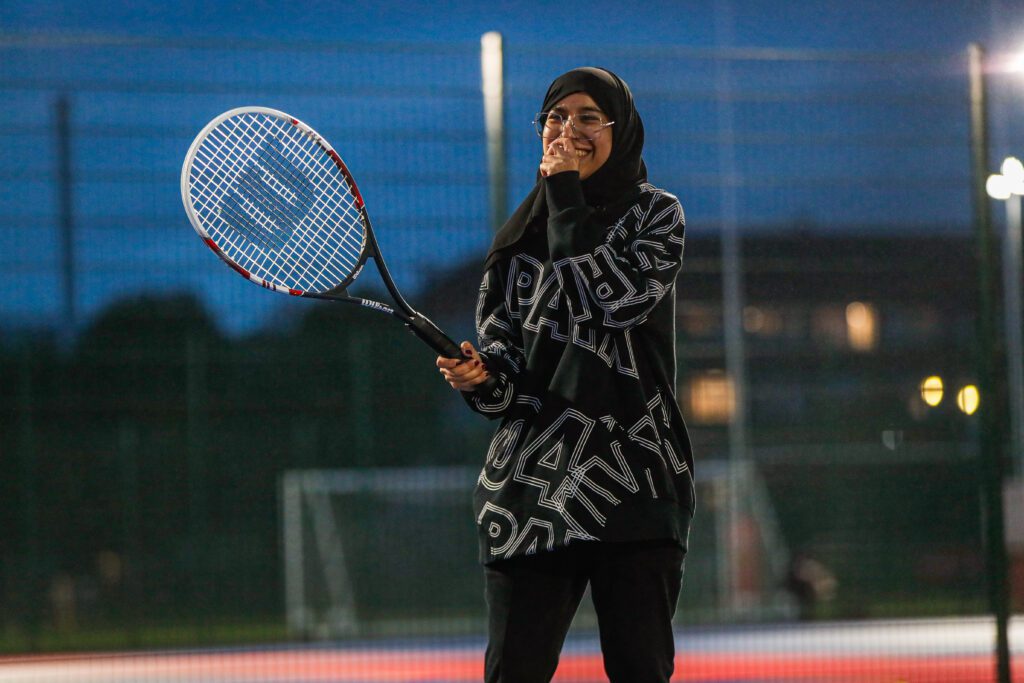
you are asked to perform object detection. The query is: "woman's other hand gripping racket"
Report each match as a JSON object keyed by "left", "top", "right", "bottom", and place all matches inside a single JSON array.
[{"left": 436, "top": 342, "right": 491, "bottom": 392}]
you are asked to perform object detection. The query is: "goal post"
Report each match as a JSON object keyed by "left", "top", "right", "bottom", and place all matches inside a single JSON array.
[{"left": 281, "top": 467, "right": 483, "bottom": 639}]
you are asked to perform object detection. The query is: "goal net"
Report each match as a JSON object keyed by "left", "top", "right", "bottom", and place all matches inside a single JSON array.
[{"left": 281, "top": 462, "right": 792, "bottom": 639}]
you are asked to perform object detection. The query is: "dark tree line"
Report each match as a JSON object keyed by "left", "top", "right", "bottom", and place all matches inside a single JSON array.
[{"left": 0, "top": 290, "right": 491, "bottom": 646}]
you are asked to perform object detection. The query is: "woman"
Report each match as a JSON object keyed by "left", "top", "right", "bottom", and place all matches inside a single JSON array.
[{"left": 437, "top": 67, "right": 694, "bottom": 683}]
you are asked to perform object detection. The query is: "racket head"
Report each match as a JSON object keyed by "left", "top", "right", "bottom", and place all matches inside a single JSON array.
[{"left": 181, "top": 106, "right": 370, "bottom": 297}]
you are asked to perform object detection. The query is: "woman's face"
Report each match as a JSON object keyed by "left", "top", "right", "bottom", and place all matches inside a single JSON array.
[{"left": 541, "top": 92, "right": 613, "bottom": 180}]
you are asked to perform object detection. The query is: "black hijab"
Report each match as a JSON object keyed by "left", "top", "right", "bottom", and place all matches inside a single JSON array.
[{"left": 484, "top": 67, "right": 647, "bottom": 270}]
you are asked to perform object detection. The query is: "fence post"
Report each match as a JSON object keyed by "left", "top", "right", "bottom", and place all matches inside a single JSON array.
[
  {"left": 714, "top": 1, "right": 752, "bottom": 612},
  {"left": 968, "top": 41, "right": 1012, "bottom": 683},
  {"left": 18, "top": 345, "right": 41, "bottom": 649},
  {"left": 54, "top": 95, "right": 76, "bottom": 337},
  {"left": 481, "top": 31, "right": 507, "bottom": 232}
]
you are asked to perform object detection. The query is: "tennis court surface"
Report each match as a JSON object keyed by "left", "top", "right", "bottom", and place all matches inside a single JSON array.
[{"left": 1, "top": 617, "right": 1020, "bottom": 682}]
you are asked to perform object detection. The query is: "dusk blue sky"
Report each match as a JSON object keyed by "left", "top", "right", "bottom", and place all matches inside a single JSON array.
[
  {"left": 2, "top": 1, "right": 1022, "bottom": 52},
  {"left": 2, "top": 1, "right": 1024, "bottom": 335}
]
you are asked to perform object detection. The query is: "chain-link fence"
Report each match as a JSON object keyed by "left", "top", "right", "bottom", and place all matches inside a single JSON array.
[{"left": 0, "top": 32, "right": 1017, "bottom": 681}]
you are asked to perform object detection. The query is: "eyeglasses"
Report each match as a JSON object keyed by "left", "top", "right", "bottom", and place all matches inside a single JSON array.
[{"left": 533, "top": 111, "right": 614, "bottom": 142}]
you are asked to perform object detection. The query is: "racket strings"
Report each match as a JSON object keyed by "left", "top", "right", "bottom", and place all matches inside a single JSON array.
[
  {"left": 190, "top": 122, "right": 328, "bottom": 284},
  {"left": 256, "top": 117, "right": 367, "bottom": 281},
  {"left": 199, "top": 114, "right": 359, "bottom": 289},
  {"left": 194, "top": 123, "right": 303, "bottom": 253},
  {"left": 263, "top": 115, "right": 368, "bottom": 280},
  {"left": 218, "top": 117, "right": 347, "bottom": 281},
  {"left": 188, "top": 111, "right": 366, "bottom": 293},
  {"left": 235, "top": 115, "right": 362, "bottom": 280},
  {"left": 229, "top": 136, "right": 311, "bottom": 246}
]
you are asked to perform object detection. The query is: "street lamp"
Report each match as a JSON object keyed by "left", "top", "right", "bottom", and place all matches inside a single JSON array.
[{"left": 986, "top": 156, "right": 1024, "bottom": 476}]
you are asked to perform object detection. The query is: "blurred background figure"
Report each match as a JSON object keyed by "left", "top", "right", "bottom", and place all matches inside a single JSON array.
[{"left": 784, "top": 551, "right": 838, "bottom": 621}]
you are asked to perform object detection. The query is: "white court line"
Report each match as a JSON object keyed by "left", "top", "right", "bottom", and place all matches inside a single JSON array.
[{"left": 665, "top": 616, "right": 1024, "bottom": 655}]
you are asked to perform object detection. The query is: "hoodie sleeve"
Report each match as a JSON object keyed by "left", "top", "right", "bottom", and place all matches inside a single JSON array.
[
  {"left": 544, "top": 172, "right": 685, "bottom": 332},
  {"left": 462, "top": 263, "right": 526, "bottom": 418}
]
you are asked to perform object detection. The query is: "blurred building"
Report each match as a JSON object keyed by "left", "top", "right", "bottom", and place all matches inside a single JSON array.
[
  {"left": 431, "top": 227, "right": 976, "bottom": 450},
  {"left": 676, "top": 230, "right": 975, "bottom": 449}
]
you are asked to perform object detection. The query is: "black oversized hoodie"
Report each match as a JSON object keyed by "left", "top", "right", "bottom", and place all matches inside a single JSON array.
[{"left": 463, "top": 68, "right": 695, "bottom": 564}]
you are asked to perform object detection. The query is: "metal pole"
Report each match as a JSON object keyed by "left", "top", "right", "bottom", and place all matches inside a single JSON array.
[
  {"left": 116, "top": 420, "right": 141, "bottom": 645},
  {"left": 18, "top": 346, "right": 40, "bottom": 649},
  {"left": 282, "top": 472, "right": 308, "bottom": 637},
  {"left": 481, "top": 31, "right": 507, "bottom": 232},
  {"left": 55, "top": 95, "right": 76, "bottom": 334},
  {"left": 1003, "top": 193, "right": 1024, "bottom": 476},
  {"left": 186, "top": 334, "right": 208, "bottom": 542},
  {"left": 714, "top": 0, "right": 751, "bottom": 612},
  {"left": 968, "top": 42, "right": 1012, "bottom": 683}
]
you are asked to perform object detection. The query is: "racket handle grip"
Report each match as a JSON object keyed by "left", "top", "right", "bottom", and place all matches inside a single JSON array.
[
  {"left": 405, "top": 312, "right": 462, "bottom": 357},
  {"left": 405, "top": 313, "right": 499, "bottom": 395}
]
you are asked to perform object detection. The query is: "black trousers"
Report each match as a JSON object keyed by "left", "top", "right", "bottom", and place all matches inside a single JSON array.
[{"left": 483, "top": 539, "right": 685, "bottom": 683}]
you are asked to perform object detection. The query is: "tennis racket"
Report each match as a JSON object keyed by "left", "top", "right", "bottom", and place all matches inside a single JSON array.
[{"left": 181, "top": 106, "right": 493, "bottom": 390}]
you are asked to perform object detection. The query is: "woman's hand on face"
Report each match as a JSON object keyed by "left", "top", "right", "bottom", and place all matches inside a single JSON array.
[
  {"left": 539, "top": 137, "right": 582, "bottom": 177},
  {"left": 436, "top": 341, "right": 491, "bottom": 391}
]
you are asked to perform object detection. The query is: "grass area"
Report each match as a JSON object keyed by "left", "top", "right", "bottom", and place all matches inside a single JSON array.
[
  {"left": 0, "top": 598, "right": 991, "bottom": 656},
  {"left": 0, "top": 619, "right": 289, "bottom": 656},
  {"left": 805, "top": 596, "right": 988, "bottom": 622}
]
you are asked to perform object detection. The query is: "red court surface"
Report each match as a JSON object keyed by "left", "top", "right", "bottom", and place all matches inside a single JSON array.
[
  {"left": 1, "top": 617, "right": 1020, "bottom": 682},
  {"left": 0, "top": 651, "right": 1016, "bottom": 683}
]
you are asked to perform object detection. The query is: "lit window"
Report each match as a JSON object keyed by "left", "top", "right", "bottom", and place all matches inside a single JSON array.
[
  {"left": 743, "top": 305, "right": 783, "bottom": 337},
  {"left": 687, "top": 371, "right": 735, "bottom": 424},
  {"left": 680, "top": 303, "right": 721, "bottom": 338},
  {"left": 957, "top": 385, "right": 980, "bottom": 415},
  {"left": 919, "top": 376, "right": 944, "bottom": 407},
  {"left": 846, "top": 301, "right": 879, "bottom": 352}
]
